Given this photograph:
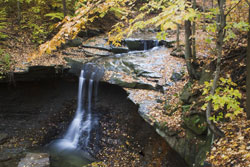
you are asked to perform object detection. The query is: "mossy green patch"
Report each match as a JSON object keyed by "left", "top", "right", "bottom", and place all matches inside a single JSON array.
[{"left": 184, "top": 114, "right": 207, "bottom": 135}]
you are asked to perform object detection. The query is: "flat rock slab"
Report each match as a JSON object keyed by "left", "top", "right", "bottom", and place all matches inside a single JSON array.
[
  {"left": 97, "top": 47, "right": 185, "bottom": 92},
  {"left": 18, "top": 153, "right": 50, "bottom": 167}
]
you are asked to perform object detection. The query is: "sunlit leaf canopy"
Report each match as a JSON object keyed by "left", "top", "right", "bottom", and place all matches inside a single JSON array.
[
  {"left": 30, "top": 0, "right": 136, "bottom": 59},
  {"left": 31, "top": 0, "right": 202, "bottom": 58}
]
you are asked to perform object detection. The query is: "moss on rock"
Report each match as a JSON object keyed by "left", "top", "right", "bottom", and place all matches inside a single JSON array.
[{"left": 184, "top": 114, "right": 207, "bottom": 135}]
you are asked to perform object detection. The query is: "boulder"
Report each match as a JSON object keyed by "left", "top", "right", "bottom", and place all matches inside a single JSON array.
[
  {"left": 18, "top": 153, "right": 50, "bottom": 167},
  {"left": 170, "top": 71, "right": 184, "bottom": 82}
]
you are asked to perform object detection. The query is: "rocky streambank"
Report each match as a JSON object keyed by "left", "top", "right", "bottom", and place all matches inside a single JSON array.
[{"left": 65, "top": 35, "right": 212, "bottom": 166}]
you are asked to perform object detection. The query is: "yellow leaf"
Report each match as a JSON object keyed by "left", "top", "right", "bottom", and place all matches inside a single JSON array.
[
  {"left": 210, "top": 155, "right": 215, "bottom": 159},
  {"left": 245, "top": 153, "right": 250, "bottom": 158}
]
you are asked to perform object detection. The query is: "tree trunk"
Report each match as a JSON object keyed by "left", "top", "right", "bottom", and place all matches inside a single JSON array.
[
  {"left": 203, "top": 0, "right": 206, "bottom": 12},
  {"left": 185, "top": 20, "right": 198, "bottom": 80},
  {"left": 247, "top": 5, "right": 250, "bottom": 120},
  {"left": 17, "top": 0, "right": 21, "bottom": 23},
  {"left": 192, "top": 0, "right": 196, "bottom": 59},
  {"left": 176, "top": 23, "right": 180, "bottom": 50},
  {"left": 62, "top": 0, "right": 67, "bottom": 17},
  {"left": 205, "top": 0, "right": 226, "bottom": 137}
]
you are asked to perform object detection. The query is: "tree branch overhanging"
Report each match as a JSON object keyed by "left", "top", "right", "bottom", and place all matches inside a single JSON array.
[{"left": 225, "top": 0, "right": 243, "bottom": 16}]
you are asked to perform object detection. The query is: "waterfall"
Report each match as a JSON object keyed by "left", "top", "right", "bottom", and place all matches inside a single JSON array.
[
  {"left": 154, "top": 40, "right": 159, "bottom": 47},
  {"left": 63, "top": 70, "right": 85, "bottom": 148},
  {"left": 50, "top": 63, "right": 104, "bottom": 153},
  {"left": 79, "top": 72, "right": 95, "bottom": 148}
]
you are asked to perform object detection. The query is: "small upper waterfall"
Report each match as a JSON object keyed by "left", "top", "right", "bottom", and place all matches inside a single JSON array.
[{"left": 49, "top": 63, "right": 104, "bottom": 158}]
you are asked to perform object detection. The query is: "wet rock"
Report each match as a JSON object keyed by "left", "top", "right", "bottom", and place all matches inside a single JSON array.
[
  {"left": 81, "top": 44, "right": 129, "bottom": 54},
  {"left": 122, "top": 38, "right": 174, "bottom": 51},
  {"left": 64, "top": 57, "right": 85, "bottom": 76},
  {"left": 124, "top": 39, "right": 158, "bottom": 51},
  {"left": 110, "top": 46, "right": 129, "bottom": 54},
  {"left": 0, "top": 132, "right": 8, "bottom": 144},
  {"left": 18, "top": 153, "right": 50, "bottom": 167},
  {"left": 81, "top": 44, "right": 111, "bottom": 51},
  {"left": 65, "top": 37, "right": 83, "bottom": 47},
  {"left": 109, "top": 77, "right": 155, "bottom": 90},
  {"left": 65, "top": 48, "right": 167, "bottom": 91}
]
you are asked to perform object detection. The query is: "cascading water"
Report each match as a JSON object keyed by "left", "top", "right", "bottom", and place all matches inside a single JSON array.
[
  {"left": 79, "top": 71, "right": 95, "bottom": 148},
  {"left": 49, "top": 63, "right": 104, "bottom": 166},
  {"left": 62, "top": 70, "right": 85, "bottom": 148},
  {"left": 143, "top": 41, "right": 147, "bottom": 50}
]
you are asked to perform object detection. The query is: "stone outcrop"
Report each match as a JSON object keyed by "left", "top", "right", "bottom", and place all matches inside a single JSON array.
[{"left": 0, "top": 35, "right": 212, "bottom": 167}]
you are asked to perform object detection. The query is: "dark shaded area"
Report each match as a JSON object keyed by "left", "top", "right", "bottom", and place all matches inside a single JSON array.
[
  {"left": 93, "top": 83, "right": 188, "bottom": 167},
  {"left": 222, "top": 47, "right": 246, "bottom": 88},
  {"left": 0, "top": 79, "right": 79, "bottom": 167},
  {"left": 0, "top": 79, "right": 187, "bottom": 167}
]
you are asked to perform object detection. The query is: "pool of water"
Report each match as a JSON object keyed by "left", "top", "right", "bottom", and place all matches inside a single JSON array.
[{"left": 48, "top": 142, "right": 94, "bottom": 167}]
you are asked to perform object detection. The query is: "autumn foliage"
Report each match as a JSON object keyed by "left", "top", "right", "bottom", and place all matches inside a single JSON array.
[{"left": 0, "top": 0, "right": 249, "bottom": 166}]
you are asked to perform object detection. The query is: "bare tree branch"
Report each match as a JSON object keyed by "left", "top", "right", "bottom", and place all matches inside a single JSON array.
[{"left": 225, "top": 0, "right": 243, "bottom": 16}]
